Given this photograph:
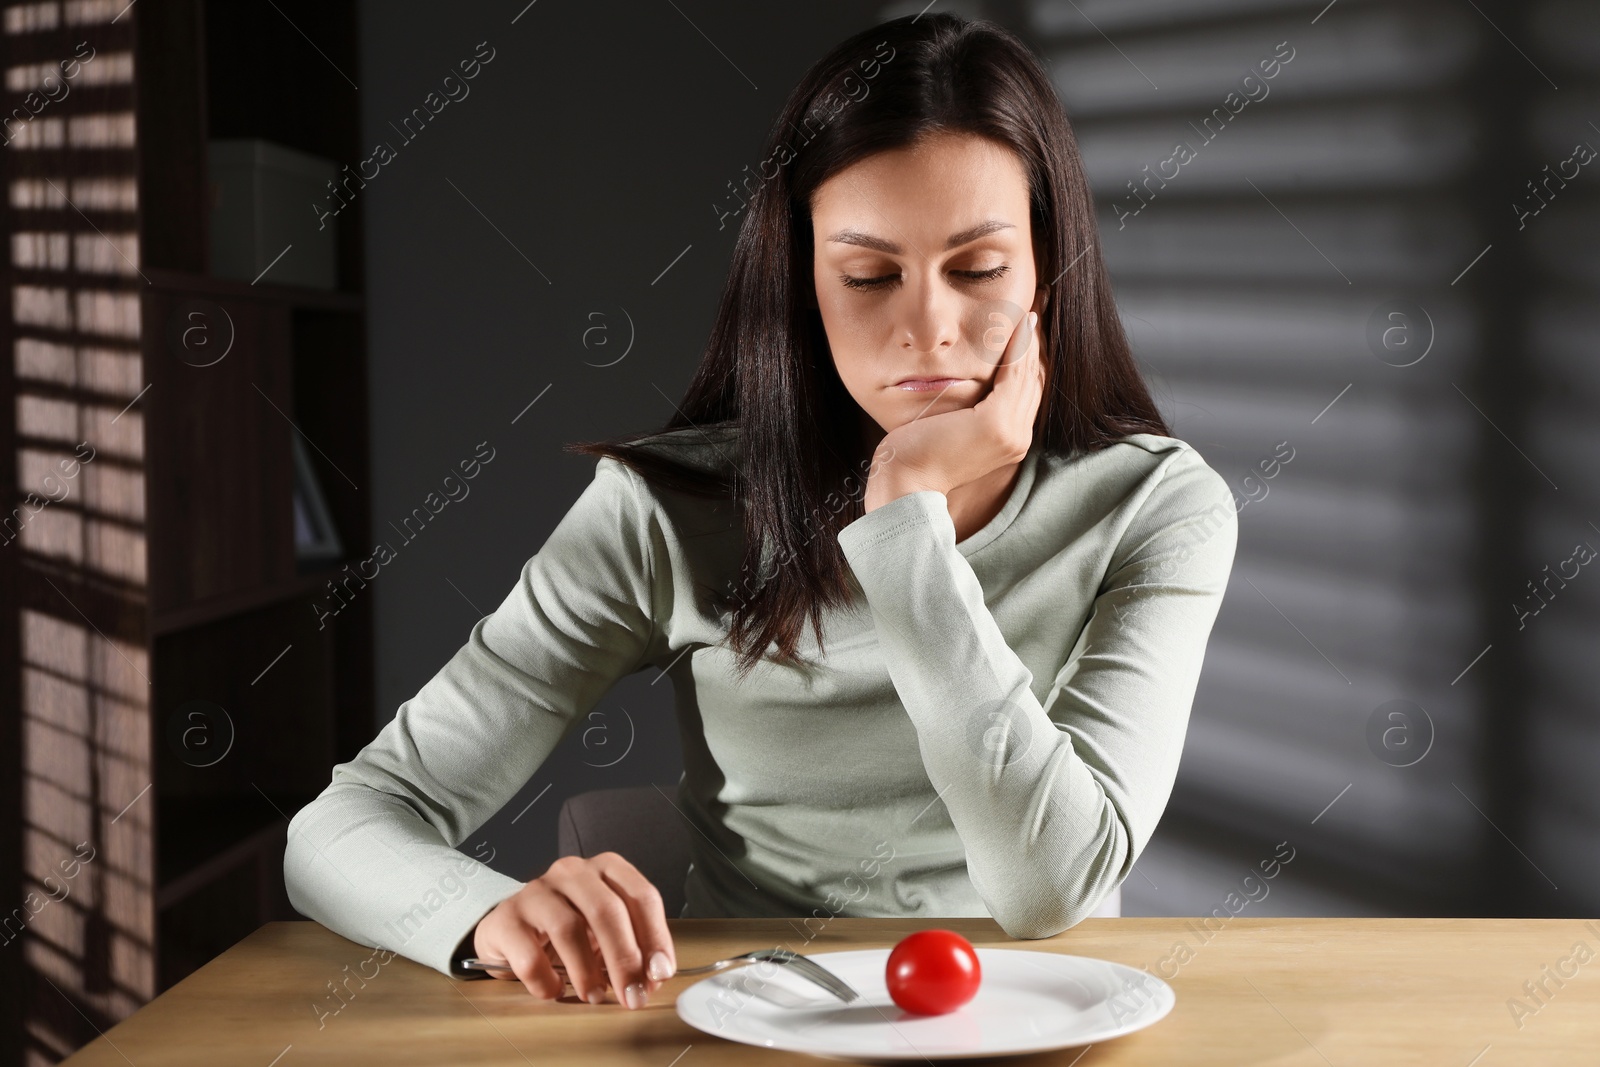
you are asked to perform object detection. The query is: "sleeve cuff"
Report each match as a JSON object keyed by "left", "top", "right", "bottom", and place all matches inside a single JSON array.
[
  {"left": 393, "top": 863, "right": 524, "bottom": 977},
  {"left": 837, "top": 489, "right": 950, "bottom": 556},
  {"left": 448, "top": 923, "right": 489, "bottom": 979}
]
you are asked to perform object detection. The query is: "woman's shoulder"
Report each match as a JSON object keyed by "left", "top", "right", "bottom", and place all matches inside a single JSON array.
[
  {"left": 1032, "top": 433, "right": 1237, "bottom": 579},
  {"left": 1036, "top": 432, "right": 1232, "bottom": 513},
  {"left": 588, "top": 421, "right": 744, "bottom": 525}
]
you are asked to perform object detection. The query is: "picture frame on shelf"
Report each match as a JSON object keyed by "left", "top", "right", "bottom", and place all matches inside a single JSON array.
[{"left": 291, "top": 434, "right": 343, "bottom": 563}]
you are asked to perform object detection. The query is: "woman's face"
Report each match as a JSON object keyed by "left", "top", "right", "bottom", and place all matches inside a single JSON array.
[{"left": 809, "top": 130, "right": 1040, "bottom": 441}]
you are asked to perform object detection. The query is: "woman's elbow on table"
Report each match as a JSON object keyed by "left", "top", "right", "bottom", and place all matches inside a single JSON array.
[
  {"left": 281, "top": 801, "right": 322, "bottom": 919},
  {"left": 995, "top": 880, "right": 1121, "bottom": 940},
  {"left": 280, "top": 794, "right": 362, "bottom": 926},
  {"left": 989, "top": 814, "right": 1132, "bottom": 939}
]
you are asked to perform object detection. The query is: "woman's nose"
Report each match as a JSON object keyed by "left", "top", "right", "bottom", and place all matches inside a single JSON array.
[{"left": 896, "top": 277, "right": 962, "bottom": 353}]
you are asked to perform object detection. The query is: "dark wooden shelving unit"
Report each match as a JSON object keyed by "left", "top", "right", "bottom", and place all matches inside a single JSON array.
[
  {"left": 141, "top": 268, "right": 366, "bottom": 313},
  {"left": 0, "top": 2, "right": 372, "bottom": 1062},
  {"left": 138, "top": 0, "right": 373, "bottom": 995}
]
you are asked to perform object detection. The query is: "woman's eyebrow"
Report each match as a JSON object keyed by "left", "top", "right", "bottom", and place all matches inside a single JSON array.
[{"left": 825, "top": 219, "right": 1015, "bottom": 255}]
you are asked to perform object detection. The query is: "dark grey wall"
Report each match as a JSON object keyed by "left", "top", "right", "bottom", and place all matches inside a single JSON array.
[
  {"left": 354, "top": 1, "right": 877, "bottom": 881},
  {"left": 353, "top": 0, "right": 1600, "bottom": 922}
]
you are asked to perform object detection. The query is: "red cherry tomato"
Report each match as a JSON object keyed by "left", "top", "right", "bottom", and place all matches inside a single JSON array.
[{"left": 885, "top": 930, "right": 982, "bottom": 1015}]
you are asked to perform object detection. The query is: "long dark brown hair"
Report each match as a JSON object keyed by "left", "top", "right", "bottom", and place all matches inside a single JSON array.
[{"left": 566, "top": 12, "right": 1169, "bottom": 682}]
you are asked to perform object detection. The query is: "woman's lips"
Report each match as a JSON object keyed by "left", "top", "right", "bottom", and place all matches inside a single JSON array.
[{"left": 895, "top": 377, "right": 967, "bottom": 392}]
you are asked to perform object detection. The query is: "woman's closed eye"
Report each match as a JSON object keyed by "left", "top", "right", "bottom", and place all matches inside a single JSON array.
[{"left": 838, "top": 263, "right": 1011, "bottom": 291}]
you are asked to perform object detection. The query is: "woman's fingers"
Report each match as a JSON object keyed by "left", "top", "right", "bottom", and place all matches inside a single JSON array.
[
  {"left": 977, "top": 305, "right": 1030, "bottom": 417},
  {"left": 536, "top": 860, "right": 620, "bottom": 1005},
  {"left": 1025, "top": 296, "right": 1047, "bottom": 399},
  {"left": 997, "top": 286, "right": 1046, "bottom": 370},
  {"left": 595, "top": 852, "right": 677, "bottom": 991},
  {"left": 482, "top": 919, "right": 564, "bottom": 1000},
  {"left": 542, "top": 854, "right": 664, "bottom": 1009},
  {"left": 975, "top": 301, "right": 1043, "bottom": 457},
  {"left": 531, "top": 880, "right": 611, "bottom": 1002},
  {"left": 994, "top": 303, "right": 1035, "bottom": 375},
  {"left": 470, "top": 854, "right": 677, "bottom": 1008}
]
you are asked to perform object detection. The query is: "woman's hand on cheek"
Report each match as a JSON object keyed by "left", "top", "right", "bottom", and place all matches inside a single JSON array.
[{"left": 863, "top": 285, "right": 1048, "bottom": 512}]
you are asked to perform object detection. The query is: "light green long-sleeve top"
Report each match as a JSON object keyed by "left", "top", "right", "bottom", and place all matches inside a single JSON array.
[{"left": 283, "top": 425, "right": 1238, "bottom": 977}]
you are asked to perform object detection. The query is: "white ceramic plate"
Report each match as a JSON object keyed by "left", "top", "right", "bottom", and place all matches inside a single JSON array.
[{"left": 674, "top": 947, "right": 1175, "bottom": 1061}]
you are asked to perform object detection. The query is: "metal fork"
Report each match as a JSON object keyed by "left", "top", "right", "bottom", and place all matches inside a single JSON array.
[{"left": 462, "top": 947, "right": 860, "bottom": 1003}]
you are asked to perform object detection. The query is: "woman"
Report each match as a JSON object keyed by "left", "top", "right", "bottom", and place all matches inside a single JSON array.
[{"left": 285, "top": 12, "right": 1237, "bottom": 1014}]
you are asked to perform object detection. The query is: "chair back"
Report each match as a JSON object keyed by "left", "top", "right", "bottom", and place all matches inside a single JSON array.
[{"left": 557, "top": 785, "right": 691, "bottom": 918}]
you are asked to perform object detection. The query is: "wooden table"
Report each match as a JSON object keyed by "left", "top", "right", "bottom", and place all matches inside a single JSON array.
[{"left": 61, "top": 917, "right": 1600, "bottom": 1064}]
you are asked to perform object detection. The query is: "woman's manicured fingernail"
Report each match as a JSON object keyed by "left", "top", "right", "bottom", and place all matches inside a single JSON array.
[
  {"left": 625, "top": 982, "right": 648, "bottom": 1010},
  {"left": 585, "top": 987, "right": 607, "bottom": 1005},
  {"left": 1029, "top": 311, "right": 1037, "bottom": 327},
  {"left": 647, "top": 951, "right": 675, "bottom": 981}
]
